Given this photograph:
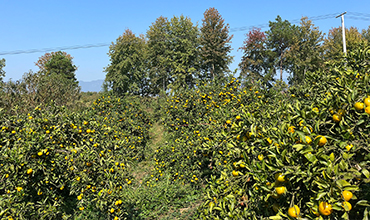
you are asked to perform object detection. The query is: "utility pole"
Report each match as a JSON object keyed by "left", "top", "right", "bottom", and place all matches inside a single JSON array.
[{"left": 336, "top": 12, "right": 347, "bottom": 55}]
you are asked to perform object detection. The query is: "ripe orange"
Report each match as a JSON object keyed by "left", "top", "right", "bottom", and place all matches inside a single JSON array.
[
  {"left": 365, "top": 106, "right": 370, "bottom": 115},
  {"left": 232, "top": 170, "right": 239, "bottom": 177},
  {"left": 342, "top": 201, "right": 352, "bottom": 211},
  {"left": 346, "top": 144, "right": 353, "bottom": 151},
  {"left": 275, "top": 186, "right": 286, "bottom": 195},
  {"left": 258, "top": 154, "right": 264, "bottom": 161},
  {"left": 354, "top": 102, "right": 364, "bottom": 111},
  {"left": 333, "top": 113, "right": 342, "bottom": 122},
  {"left": 27, "top": 168, "right": 33, "bottom": 175},
  {"left": 317, "top": 136, "right": 327, "bottom": 146},
  {"left": 319, "top": 201, "right": 333, "bottom": 216},
  {"left": 305, "top": 136, "right": 312, "bottom": 144},
  {"left": 288, "top": 126, "right": 295, "bottom": 133},
  {"left": 275, "top": 173, "right": 286, "bottom": 182},
  {"left": 342, "top": 190, "right": 353, "bottom": 201},
  {"left": 365, "top": 97, "right": 370, "bottom": 106},
  {"left": 288, "top": 205, "right": 300, "bottom": 218}
]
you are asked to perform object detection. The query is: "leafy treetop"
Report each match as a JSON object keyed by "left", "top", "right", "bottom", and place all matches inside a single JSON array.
[{"left": 199, "top": 7, "right": 233, "bottom": 81}]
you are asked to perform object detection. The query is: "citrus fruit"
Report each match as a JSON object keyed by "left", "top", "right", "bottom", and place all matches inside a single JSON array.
[
  {"left": 317, "top": 136, "right": 327, "bottom": 146},
  {"left": 365, "top": 106, "right": 370, "bottom": 115},
  {"left": 365, "top": 97, "right": 370, "bottom": 106},
  {"left": 333, "top": 113, "right": 342, "bottom": 122},
  {"left": 258, "top": 154, "right": 264, "bottom": 161},
  {"left": 354, "top": 102, "right": 364, "bottom": 111},
  {"left": 288, "top": 205, "right": 300, "bottom": 218},
  {"left": 275, "top": 173, "right": 286, "bottom": 182},
  {"left": 345, "top": 144, "right": 353, "bottom": 151},
  {"left": 342, "top": 190, "right": 353, "bottom": 201},
  {"left": 275, "top": 186, "right": 286, "bottom": 195},
  {"left": 232, "top": 170, "right": 239, "bottom": 177},
  {"left": 342, "top": 201, "right": 352, "bottom": 211},
  {"left": 319, "top": 201, "right": 333, "bottom": 216},
  {"left": 305, "top": 136, "right": 312, "bottom": 144}
]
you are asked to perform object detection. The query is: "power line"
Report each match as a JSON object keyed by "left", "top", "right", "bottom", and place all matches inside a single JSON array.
[
  {"left": 347, "top": 11, "right": 370, "bottom": 18},
  {"left": 229, "top": 12, "right": 341, "bottom": 32},
  {"left": 0, "top": 12, "right": 368, "bottom": 56},
  {"left": 0, "top": 43, "right": 110, "bottom": 56},
  {"left": 346, "top": 16, "right": 370, "bottom": 21}
]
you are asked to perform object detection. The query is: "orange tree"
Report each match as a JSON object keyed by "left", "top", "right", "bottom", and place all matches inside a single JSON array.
[
  {"left": 197, "top": 47, "right": 370, "bottom": 219},
  {"left": 71, "top": 95, "right": 152, "bottom": 219},
  {"left": 150, "top": 78, "right": 249, "bottom": 186},
  {"left": 0, "top": 95, "right": 152, "bottom": 219}
]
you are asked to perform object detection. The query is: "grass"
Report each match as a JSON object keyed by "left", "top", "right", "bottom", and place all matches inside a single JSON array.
[
  {"left": 99, "top": 115, "right": 201, "bottom": 220},
  {"left": 72, "top": 120, "right": 202, "bottom": 220}
]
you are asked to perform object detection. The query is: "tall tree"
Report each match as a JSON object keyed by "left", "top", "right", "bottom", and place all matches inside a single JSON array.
[
  {"left": 1, "top": 70, "right": 80, "bottom": 112},
  {"left": 285, "top": 17, "right": 325, "bottom": 85},
  {"left": 199, "top": 7, "right": 233, "bottom": 81},
  {"left": 104, "top": 29, "right": 148, "bottom": 96},
  {"left": 0, "top": 58, "right": 5, "bottom": 84},
  {"left": 266, "top": 16, "right": 297, "bottom": 81},
  {"left": 323, "top": 26, "right": 365, "bottom": 60},
  {"left": 361, "top": 25, "right": 370, "bottom": 43},
  {"left": 35, "top": 51, "right": 78, "bottom": 85},
  {"left": 146, "top": 16, "right": 170, "bottom": 95},
  {"left": 239, "top": 28, "right": 275, "bottom": 86},
  {"left": 167, "top": 15, "right": 200, "bottom": 91},
  {"left": 147, "top": 15, "right": 199, "bottom": 94}
]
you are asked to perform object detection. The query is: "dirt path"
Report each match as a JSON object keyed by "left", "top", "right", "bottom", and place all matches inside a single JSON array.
[{"left": 132, "top": 121, "right": 165, "bottom": 184}]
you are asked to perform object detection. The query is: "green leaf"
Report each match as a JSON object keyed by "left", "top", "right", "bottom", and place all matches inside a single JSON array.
[
  {"left": 269, "top": 216, "right": 283, "bottom": 220},
  {"left": 362, "top": 169, "right": 370, "bottom": 178},
  {"left": 343, "top": 186, "right": 359, "bottom": 191},
  {"left": 357, "top": 200, "right": 370, "bottom": 207},
  {"left": 293, "top": 144, "right": 305, "bottom": 151},
  {"left": 315, "top": 192, "right": 327, "bottom": 200},
  {"left": 305, "top": 153, "right": 317, "bottom": 163},
  {"left": 357, "top": 120, "right": 365, "bottom": 126},
  {"left": 363, "top": 208, "right": 369, "bottom": 220},
  {"left": 329, "top": 153, "right": 335, "bottom": 162},
  {"left": 336, "top": 179, "right": 351, "bottom": 188}
]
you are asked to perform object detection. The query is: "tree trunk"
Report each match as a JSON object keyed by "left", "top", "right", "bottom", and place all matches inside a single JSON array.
[
  {"left": 280, "top": 55, "right": 283, "bottom": 81},
  {"left": 212, "top": 63, "right": 215, "bottom": 81}
]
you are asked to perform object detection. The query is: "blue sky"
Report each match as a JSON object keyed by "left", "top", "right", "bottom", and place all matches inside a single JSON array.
[{"left": 1, "top": 0, "right": 370, "bottom": 82}]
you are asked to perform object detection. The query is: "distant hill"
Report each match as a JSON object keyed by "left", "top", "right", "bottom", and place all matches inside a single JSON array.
[{"left": 79, "top": 79, "right": 104, "bottom": 92}]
